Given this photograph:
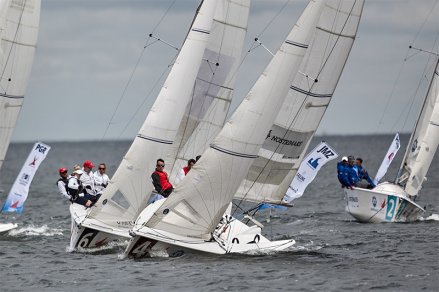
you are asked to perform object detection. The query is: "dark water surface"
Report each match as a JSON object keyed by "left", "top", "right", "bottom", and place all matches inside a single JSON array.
[{"left": 1, "top": 135, "right": 438, "bottom": 291}]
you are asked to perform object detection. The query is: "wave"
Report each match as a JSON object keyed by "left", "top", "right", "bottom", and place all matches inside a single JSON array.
[
  {"left": 8, "top": 224, "right": 63, "bottom": 236},
  {"left": 419, "top": 213, "right": 439, "bottom": 221}
]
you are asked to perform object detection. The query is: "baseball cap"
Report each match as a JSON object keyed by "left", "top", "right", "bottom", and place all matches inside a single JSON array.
[
  {"left": 83, "top": 160, "right": 94, "bottom": 168},
  {"left": 73, "top": 169, "right": 84, "bottom": 175},
  {"left": 59, "top": 167, "right": 68, "bottom": 174},
  {"left": 341, "top": 156, "right": 348, "bottom": 162}
]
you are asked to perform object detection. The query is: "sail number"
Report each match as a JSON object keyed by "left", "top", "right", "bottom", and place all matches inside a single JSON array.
[{"left": 385, "top": 195, "right": 398, "bottom": 221}]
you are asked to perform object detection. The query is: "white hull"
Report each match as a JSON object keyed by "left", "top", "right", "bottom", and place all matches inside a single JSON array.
[
  {"left": 123, "top": 200, "right": 295, "bottom": 259},
  {"left": 0, "top": 222, "right": 17, "bottom": 233},
  {"left": 345, "top": 182, "right": 425, "bottom": 223},
  {"left": 69, "top": 203, "right": 130, "bottom": 251}
]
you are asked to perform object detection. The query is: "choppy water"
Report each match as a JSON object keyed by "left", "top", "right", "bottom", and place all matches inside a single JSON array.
[{"left": 0, "top": 135, "right": 438, "bottom": 291}]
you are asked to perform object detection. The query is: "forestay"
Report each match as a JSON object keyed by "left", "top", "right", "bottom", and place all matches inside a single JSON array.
[
  {"left": 86, "top": 0, "right": 251, "bottom": 230},
  {"left": 234, "top": 0, "right": 364, "bottom": 205},
  {"left": 397, "top": 58, "right": 439, "bottom": 196},
  {"left": 0, "top": 0, "right": 40, "bottom": 172},
  {"left": 167, "top": 0, "right": 250, "bottom": 183},
  {"left": 145, "top": 0, "right": 324, "bottom": 239}
]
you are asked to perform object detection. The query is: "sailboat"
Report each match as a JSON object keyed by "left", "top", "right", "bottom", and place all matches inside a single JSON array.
[
  {"left": 124, "top": 0, "right": 364, "bottom": 258},
  {"left": 0, "top": 0, "right": 41, "bottom": 233},
  {"left": 345, "top": 56, "right": 438, "bottom": 223},
  {"left": 69, "top": 0, "right": 250, "bottom": 250}
]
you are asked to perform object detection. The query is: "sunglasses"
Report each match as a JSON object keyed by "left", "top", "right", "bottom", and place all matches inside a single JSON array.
[
  {"left": 99, "top": 167, "right": 106, "bottom": 170},
  {"left": 157, "top": 164, "right": 165, "bottom": 167}
]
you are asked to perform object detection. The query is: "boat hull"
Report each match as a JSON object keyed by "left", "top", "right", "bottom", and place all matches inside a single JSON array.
[
  {"left": 0, "top": 222, "right": 18, "bottom": 233},
  {"left": 345, "top": 182, "right": 425, "bottom": 223},
  {"left": 69, "top": 203, "right": 130, "bottom": 251},
  {"left": 123, "top": 200, "right": 295, "bottom": 258}
]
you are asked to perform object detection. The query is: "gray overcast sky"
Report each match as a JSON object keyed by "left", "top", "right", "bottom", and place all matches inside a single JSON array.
[{"left": 11, "top": 0, "right": 439, "bottom": 142}]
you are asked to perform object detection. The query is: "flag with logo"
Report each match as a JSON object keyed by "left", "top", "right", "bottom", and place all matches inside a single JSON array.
[
  {"left": 1, "top": 142, "right": 51, "bottom": 214},
  {"left": 282, "top": 141, "right": 338, "bottom": 204},
  {"left": 373, "top": 133, "right": 400, "bottom": 185}
]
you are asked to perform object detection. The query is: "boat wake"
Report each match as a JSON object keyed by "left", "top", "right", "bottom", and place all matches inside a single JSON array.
[
  {"left": 67, "top": 239, "right": 128, "bottom": 254},
  {"left": 419, "top": 213, "right": 439, "bottom": 221},
  {"left": 8, "top": 224, "right": 63, "bottom": 237}
]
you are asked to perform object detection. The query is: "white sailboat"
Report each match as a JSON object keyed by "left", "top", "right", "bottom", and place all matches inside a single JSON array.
[
  {"left": 345, "top": 57, "right": 438, "bottom": 223},
  {"left": 0, "top": 0, "right": 41, "bottom": 233},
  {"left": 124, "top": 0, "right": 364, "bottom": 258},
  {"left": 69, "top": 0, "right": 250, "bottom": 250}
]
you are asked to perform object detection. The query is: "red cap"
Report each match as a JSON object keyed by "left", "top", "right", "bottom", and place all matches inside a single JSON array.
[
  {"left": 59, "top": 167, "right": 68, "bottom": 174},
  {"left": 83, "top": 160, "right": 94, "bottom": 168}
]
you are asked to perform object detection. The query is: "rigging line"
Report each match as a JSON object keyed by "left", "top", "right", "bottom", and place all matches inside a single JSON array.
[
  {"left": 116, "top": 57, "right": 175, "bottom": 139},
  {"left": 102, "top": 46, "right": 147, "bottom": 140},
  {"left": 0, "top": 0, "right": 27, "bottom": 90},
  {"left": 409, "top": 0, "right": 438, "bottom": 46},
  {"left": 233, "top": 1, "right": 358, "bottom": 216},
  {"left": 169, "top": 80, "right": 198, "bottom": 176},
  {"left": 101, "top": 0, "right": 177, "bottom": 140},
  {"left": 390, "top": 36, "right": 439, "bottom": 133},
  {"left": 257, "top": 0, "right": 292, "bottom": 38}
]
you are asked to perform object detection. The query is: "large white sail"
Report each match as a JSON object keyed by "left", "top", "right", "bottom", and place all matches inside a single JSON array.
[
  {"left": 84, "top": 0, "right": 251, "bottom": 230},
  {"left": 167, "top": 0, "right": 250, "bottom": 183},
  {"left": 0, "top": 0, "right": 40, "bottom": 171},
  {"left": 398, "top": 59, "right": 439, "bottom": 196},
  {"left": 234, "top": 0, "right": 364, "bottom": 204},
  {"left": 145, "top": 0, "right": 325, "bottom": 239}
]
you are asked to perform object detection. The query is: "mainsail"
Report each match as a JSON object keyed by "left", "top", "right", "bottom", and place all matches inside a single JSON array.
[
  {"left": 396, "top": 58, "right": 439, "bottom": 196},
  {"left": 167, "top": 0, "right": 250, "bottom": 182},
  {"left": 0, "top": 0, "right": 40, "bottom": 172},
  {"left": 145, "top": 0, "right": 325, "bottom": 239},
  {"left": 234, "top": 0, "right": 364, "bottom": 205},
  {"left": 84, "top": 0, "right": 250, "bottom": 229}
]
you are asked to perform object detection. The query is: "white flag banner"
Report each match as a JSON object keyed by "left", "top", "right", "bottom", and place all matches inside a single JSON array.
[
  {"left": 283, "top": 141, "right": 338, "bottom": 204},
  {"left": 2, "top": 142, "right": 51, "bottom": 214},
  {"left": 373, "top": 133, "right": 400, "bottom": 185}
]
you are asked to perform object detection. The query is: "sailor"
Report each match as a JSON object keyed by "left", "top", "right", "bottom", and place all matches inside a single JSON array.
[
  {"left": 151, "top": 158, "right": 173, "bottom": 198},
  {"left": 346, "top": 155, "right": 360, "bottom": 187},
  {"left": 56, "top": 167, "right": 70, "bottom": 200},
  {"left": 68, "top": 170, "right": 93, "bottom": 207},
  {"left": 355, "top": 157, "right": 376, "bottom": 189},
  {"left": 93, "top": 163, "right": 109, "bottom": 194},
  {"left": 80, "top": 160, "right": 96, "bottom": 197},
  {"left": 336, "top": 156, "right": 351, "bottom": 188},
  {"left": 175, "top": 158, "right": 196, "bottom": 184}
]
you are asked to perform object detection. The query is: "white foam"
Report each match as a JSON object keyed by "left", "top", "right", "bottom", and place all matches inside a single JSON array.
[
  {"left": 9, "top": 224, "right": 63, "bottom": 236},
  {"left": 420, "top": 213, "right": 439, "bottom": 221}
]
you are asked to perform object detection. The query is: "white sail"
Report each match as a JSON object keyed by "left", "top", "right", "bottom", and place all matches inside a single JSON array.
[
  {"left": 398, "top": 59, "right": 439, "bottom": 196},
  {"left": 0, "top": 0, "right": 40, "bottom": 171},
  {"left": 145, "top": 0, "right": 325, "bottom": 239},
  {"left": 83, "top": 0, "right": 251, "bottom": 231},
  {"left": 234, "top": 0, "right": 364, "bottom": 204},
  {"left": 167, "top": 0, "right": 250, "bottom": 183}
]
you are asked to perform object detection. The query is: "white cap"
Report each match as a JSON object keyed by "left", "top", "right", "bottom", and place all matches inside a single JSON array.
[
  {"left": 342, "top": 156, "right": 348, "bottom": 162},
  {"left": 73, "top": 169, "right": 84, "bottom": 175}
]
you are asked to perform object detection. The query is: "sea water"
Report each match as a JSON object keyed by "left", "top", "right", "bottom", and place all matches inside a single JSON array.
[{"left": 0, "top": 135, "right": 438, "bottom": 291}]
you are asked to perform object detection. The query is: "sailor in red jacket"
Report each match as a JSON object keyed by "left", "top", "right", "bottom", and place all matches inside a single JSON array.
[{"left": 151, "top": 158, "right": 173, "bottom": 197}]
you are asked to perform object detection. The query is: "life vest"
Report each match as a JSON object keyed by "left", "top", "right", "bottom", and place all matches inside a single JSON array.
[
  {"left": 56, "top": 177, "right": 69, "bottom": 188},
  {"left": 153, "top": 170, "right": 172, "bottom": 191},
  {"left": 183, "top": 166, "right": 190, "bottom": 175}
]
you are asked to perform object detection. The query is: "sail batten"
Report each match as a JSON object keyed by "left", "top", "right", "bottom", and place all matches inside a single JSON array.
[
  {"left": 235, "top": 0, "right": 364, "bottom": 204},
  {"left": 146, "top": 0, "right": 326, "bottom": 238},
  {"left": 0, "top": 0, "right": 41, "bottom": 172},
  {"left": 78, "top": 1, "right": 251, "bottom": 237}
]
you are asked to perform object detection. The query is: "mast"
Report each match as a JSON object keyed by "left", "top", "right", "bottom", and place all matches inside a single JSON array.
[
  {"left": 145, "top": 0, "right": 325, "bottom": 239},
  {"left": 396, "top": 57, "right": 439, "bottom": 188}
]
